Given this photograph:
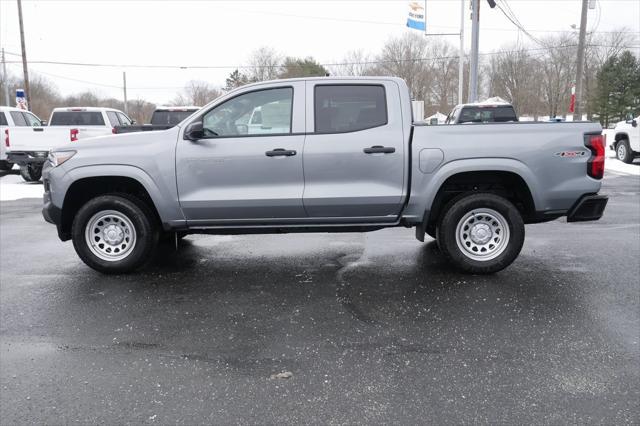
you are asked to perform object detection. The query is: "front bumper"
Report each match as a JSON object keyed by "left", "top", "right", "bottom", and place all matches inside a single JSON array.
[
  {"left": 567, "top": 194, "right": 608, "bottom": 222},
  {"left": 7, "top": 151, "right": 49, "bottom": 165}
]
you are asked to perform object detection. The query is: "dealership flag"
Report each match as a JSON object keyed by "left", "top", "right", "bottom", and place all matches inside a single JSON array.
[
  {"left": 569, "top": 83, "right": 576, "bottom": 113},
  {"left": 406, "top": 1, "right": 426, "bottom": 31}
]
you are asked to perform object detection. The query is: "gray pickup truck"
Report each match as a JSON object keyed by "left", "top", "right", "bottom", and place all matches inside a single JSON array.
[{"left": 42, "top": 77, "right": 607, "bottom": 275}]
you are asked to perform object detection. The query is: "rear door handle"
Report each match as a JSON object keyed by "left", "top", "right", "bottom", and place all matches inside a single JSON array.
[
  {"left": 266, "top": 148, "right": 297, "bottom": 157},
  {"left": 363, "top": 145, "right": 395, "bottom": 154}
]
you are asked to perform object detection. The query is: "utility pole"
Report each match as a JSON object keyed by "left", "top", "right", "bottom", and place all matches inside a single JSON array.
[
  {"left": 122, "top": 72, "right": 128, "bottom": 114},
  {"left": 1, "top": 48, "right": 10, "bottom": 106},
  {"left": 458, "top": 0, "right": 465, "bottom": 104},
  {"left": 573, "top": 0, "right": 589, "bottom": 121},
  {"left": 468, "top": 0, "right": 480, "bottom": 103},
  {"left": 16, "top": 0, "right": 31, "bottom": 111}
]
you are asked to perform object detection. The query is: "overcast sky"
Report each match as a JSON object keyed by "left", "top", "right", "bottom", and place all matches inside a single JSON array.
[{"left": 1, "top": 0, "right": 639, "bottom": 104}]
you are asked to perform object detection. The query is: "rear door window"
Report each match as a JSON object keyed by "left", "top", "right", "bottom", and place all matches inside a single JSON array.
[
  {"left": 9, "top": 111, "right": 28, "bottom": 126},
  {"left": 117, "top": 113, "right": 132, "bottom": 126},
  {"left": 314, "top": 85, "right": 387, "bottom": 133},
  {"left": 50, "top": 111, "right": 105, "bottom": 126},
  {"left": 22, "top": 112, "right": 42, "bottom": 126},
  {"left": 0, "top": 112, "right": 7, "bottom": 126},
  {"left": 106, "top": 111, "right": 120, "bottom": 126}
]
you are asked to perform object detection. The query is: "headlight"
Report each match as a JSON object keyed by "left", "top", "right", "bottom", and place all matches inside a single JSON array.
[{"left": 48, "top": 150, "right": 76, "bottom": 167}]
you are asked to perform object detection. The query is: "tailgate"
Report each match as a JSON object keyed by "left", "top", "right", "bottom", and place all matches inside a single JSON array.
[{"left": 7, "top": 127, "right": 73, "bottom": 152}]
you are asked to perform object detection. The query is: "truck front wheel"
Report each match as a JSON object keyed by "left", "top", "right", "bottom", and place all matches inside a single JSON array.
[
  {"left": 20, "top": 164, "right": 42, "bottom": 182},
  {"left": 71, "top": 194, "right": 159, "bottom": 274},
  {"left": 616, "top": 139, "right": 634, "bottom": 164},
  {"left": 436, "top": 193, "right": 525, "bottom": 274}
]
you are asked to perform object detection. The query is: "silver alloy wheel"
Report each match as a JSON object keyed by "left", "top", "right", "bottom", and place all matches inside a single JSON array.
[
  {"left": 455, "top": 208, "right": 510, "bottom": 261},
  {"left": 617, "top": 143, "right": 627, "bottom": 161},
  {"left": 84, "top": 210, "right": 137, "bottom": 262}
]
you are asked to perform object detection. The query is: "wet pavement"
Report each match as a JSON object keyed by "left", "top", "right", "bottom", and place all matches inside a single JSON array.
[{"left": 1, "top": 172, "right": 639, "bottom": 424}]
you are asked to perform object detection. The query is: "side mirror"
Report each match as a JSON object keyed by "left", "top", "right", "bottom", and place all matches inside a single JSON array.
[
  {"left": 429, "top": 118, "right": 438, "bottom": 125},
  {"left": 183, "top": 121, "right": 204, "bottom": 141},
  {"left": 632, "top": 119, "right": 638, "bottom": 128},
  {"left": 130, "top": 120, "right": 136, "bottom": 125},
  {"left": 40, "top": 120, "right": 47, "bottom": 126}
]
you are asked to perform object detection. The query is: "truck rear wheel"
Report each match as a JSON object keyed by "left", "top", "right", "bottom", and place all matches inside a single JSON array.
[
  {"left": 436, "top": 193, "right": 524, "bottom": 274},
  {"left": 20, "top": 164, "right": 42, "bottom": 182},
  {"left": 616, "top": 139, "right": 633, "bottom": 164},
  {"left": 0, "top": 160, "right": 13, "bottom": 171},
  {"left": 72, "top": 194, "right": 159, "bottom": 274}
]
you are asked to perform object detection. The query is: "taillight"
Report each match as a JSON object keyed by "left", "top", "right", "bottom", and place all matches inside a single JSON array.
[
  {"left": 70, "top": 128, "right": 79, "bottom": 142},
  {"left": 112, "top": 127, "right": 116, "bottom": 134},
  {"left": 585, "top": 134, "right": 605, "bottom": 179},
  {"left": 4, "top": 129, "right": 8, "bottom": 147}
]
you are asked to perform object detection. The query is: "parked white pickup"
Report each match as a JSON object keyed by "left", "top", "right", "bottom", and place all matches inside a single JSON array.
[
  {"left": 0, "top": 106, "right": 45, "bottom": 171},
  {"left": 6, "top": 107, "right": 132, "bottom": 181}
]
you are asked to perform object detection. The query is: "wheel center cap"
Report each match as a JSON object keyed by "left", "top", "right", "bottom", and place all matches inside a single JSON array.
[
  {"left": 470, "top": 223, "right": 492, "bottom": 245},
  {"left": 103, "top": 225, "right": 124, "bottom": 245}
]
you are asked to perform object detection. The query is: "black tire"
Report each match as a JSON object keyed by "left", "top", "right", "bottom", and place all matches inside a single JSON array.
[
  {"left": 436, "top": 193, "right": 525, "bottom": 274},
  {"left": 20, "top": 164, "right": 42, "bottom": 182},
  {"left": 72, "top": 194, "right": 159, "bottom": 274},
  {"left": 0, "top": 160, "right": 13, "bottom": 171},
  {"left": 616, "top": 139, "right": 634, "bottom": 164}
]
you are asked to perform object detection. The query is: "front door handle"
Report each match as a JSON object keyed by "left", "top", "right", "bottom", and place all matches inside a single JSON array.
[
  {"left": 363, "top": 145, "right": 395, "bottom": 154},
  {"left": 266, "top": 148, "right": 297, "bottom": 157}
]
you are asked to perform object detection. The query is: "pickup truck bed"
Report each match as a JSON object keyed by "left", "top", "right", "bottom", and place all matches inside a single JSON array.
[{"left": 42, "top": 77, "right": 607, "bottom": 275}]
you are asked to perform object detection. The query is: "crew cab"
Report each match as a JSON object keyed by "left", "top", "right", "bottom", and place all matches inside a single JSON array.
[
  {"left": 114, "top": 106, "right": 199, "bottom": 134},
  {"left": 7, "top": 107, "right": 132, "bottom": 181},
  {"left": 0, "top": 106, "right": 45, "bottom": 171},
  {"left": 609, "top": 115, "right": 639, "bottom": 164},
  {"left": 42, "top": 77, "right": 607, "bottom": 275},
  {"left": 446, "top": 101, "right": 518, "bottom": 124}
]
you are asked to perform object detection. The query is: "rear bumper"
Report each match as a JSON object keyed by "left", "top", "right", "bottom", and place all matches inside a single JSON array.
[
  {"left": 7, "top": 151, "right": 48, "bottom": 165},
  {"left": 567, "top": 194, "right": 608, "bottom": 222}
]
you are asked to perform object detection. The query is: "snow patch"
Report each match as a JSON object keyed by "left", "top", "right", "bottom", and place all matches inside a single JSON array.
[{"left": 0, "top": 173, "right": 45, "bottom": 201}]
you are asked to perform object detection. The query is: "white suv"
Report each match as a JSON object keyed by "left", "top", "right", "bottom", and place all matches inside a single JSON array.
[{"left": 610, "top": 115, "right": 639, "bottom": 164}]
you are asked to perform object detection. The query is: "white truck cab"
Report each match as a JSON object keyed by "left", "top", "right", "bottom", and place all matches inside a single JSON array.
[{"left": 611, "top": 115, "right": 639, "bottom": 163}]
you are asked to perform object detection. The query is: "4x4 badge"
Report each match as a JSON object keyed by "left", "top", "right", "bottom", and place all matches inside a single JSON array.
[{"left": 555, "top": 151, "right": 588, "bottom": 157}]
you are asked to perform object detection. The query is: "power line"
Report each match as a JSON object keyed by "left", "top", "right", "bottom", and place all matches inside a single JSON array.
[
  {"left": 4, "top": 43, "right": 638, "bottom": 71},
  {"left": 495, "top": 0, "right": 545, "bottom": 46}
]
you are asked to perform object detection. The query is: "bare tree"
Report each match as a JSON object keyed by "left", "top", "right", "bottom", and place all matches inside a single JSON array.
[
  {"left": 425, "top": 38, "right": 459, "bottom": 112},
  {"left": 244, "top": 47, "right": 283, "bottom": 82},
  {"left": 487, "top": 45, "right": 541, "bottom": 116},
  {"left": 370, "top": 32, "right": 434, "bottom": 103},
  {"left": 329, "top": 49, "right": 374, "bottom": 77},
  {"left": 172, "top": 80, "right": 222, "bottom": 106}
]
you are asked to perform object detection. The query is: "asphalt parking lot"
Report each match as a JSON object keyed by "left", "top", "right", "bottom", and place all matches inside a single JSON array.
[{"left": 1, "top": 167, "right": 639, "bottom": 424}]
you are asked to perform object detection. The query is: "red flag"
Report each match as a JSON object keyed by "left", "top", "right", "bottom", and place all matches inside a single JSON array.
[{"left": 569, "top": 84, "right": 576, "bottom": 113}]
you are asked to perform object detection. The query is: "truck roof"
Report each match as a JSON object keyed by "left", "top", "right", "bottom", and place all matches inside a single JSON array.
[
  {"left": 154, "top": 106, "right": 200, "bottom": 112},
  {"left": 230, "top": 76, "right": 407, "bottom": 91},
  {"left": 51, "top": 107, "right": 125, "bottom": 113}
]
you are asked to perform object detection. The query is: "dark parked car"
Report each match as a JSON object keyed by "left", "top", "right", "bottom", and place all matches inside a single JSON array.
[{"left": 114, "top": 106, "right": 200, "bottom": 134}]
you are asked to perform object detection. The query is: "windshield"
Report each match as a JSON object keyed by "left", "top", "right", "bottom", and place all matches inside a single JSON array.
[
  {"left": 151, "top": 110, "right": 197, "bottom": 125},
  {"left": 50, "top": 111, "right": 105, "bottom": 126},
  {"left": 458, "top": 106, "right": 518, "bottom": 123}
]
